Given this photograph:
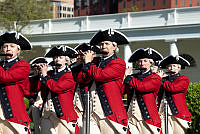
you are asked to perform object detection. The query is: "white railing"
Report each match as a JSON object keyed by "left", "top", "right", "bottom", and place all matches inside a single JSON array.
[{"left": 20, "top": 7, "right": 200, "bottom": 35}]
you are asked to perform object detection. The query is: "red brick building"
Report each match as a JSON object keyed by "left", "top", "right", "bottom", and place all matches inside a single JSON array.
[
  {"left": 118, "top": 0, "right": 200, "bottom": 12},
  {"left": 74, "top": 0, "right": 118, "bottom": 16},
  {"left": 74, "top": 0, "right": 200, "bottom": 17},
  {"left": 52, "top": 0, "right": 74, "bottom": 19}
]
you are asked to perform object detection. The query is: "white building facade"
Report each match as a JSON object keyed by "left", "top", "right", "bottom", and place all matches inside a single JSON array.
[{"left": 1, "top": 7, "right": 200, "bottom": 82}]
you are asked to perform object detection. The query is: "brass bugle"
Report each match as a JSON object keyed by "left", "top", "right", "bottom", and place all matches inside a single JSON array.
[{"left": 0, "top": 54, "right": 13, "bottom": 56}]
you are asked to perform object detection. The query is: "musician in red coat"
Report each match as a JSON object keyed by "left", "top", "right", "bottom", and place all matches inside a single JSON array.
[
  {"left": 77, "top": 29, "right": 130, "bottom": 134},
  {"left": 28, "top": 57, "right": 51, "bottom": 134},
  {"left": 38, "top": 45, "right": 79, "bottom": 134},
  {"left": 0, "top": 31, "right": 32, "bottom": 134},
  {"left": 123, "top": 48, "right": 163, "bottom": 134},
  {"left": 157, "top": 55, "right": 192, "bottom": 134},
  {"left": 71, "top": 43, "right": 102, "bottom": 133}
]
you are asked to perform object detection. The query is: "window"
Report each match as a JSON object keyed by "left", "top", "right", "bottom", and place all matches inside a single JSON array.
[
  {"left": 93, "top": 0, "right": 98, "bottom": 4},
  {"left": 63, "top": 7, "right": 66, "bottom": 11},
  {"left": 102, "top": 0, "right": 105, "bottom": 5},
  {"left": 67, "top": 7, "right": 71, "bottom": 11},
  {"left": 123, "top": 0, "right": 126, "bottom": 8},
  {"left": 86, "top": 8, "right": 88, "bottom": 15},
  {"left": 57, "top": 13, "right": 59, "bottom": 18},
  {"left": 57, "top": 6, "right": 60, "bottom": 11},
  {"left": 72, "top": 8, "right": 74, "bottom": 12},
  {"left": 84, "top": 0, "right": 89, "bottom": 6},
  {"left": 183, "top": 0, "right": 185, "bottom": 6},
  {"left": 67, "top": 14, "right": 70, "bottom": 17},
  {"left": 175, "top": 0, "right": 178, "bottom": 6},
  {"left": 60, "top": 6, "right": 62, "bottom": 11},
  {"left": 133, "top": 0, "right": 135, "bottom": 7},
  {"left": 142, "top": 0, "right": 146, "bottom": 7},
  {"left": 152, "top": 0, "right": 156, "bottom": 6},
  {"left": 102, "top": 7, "right": 105, "bottom": 13},
  {"left": 78, "top": 9, "right": 80, "bottom": 16},
  {"left": 63, "top": 14, "right": 66, "bottom": 17},
  {"left": 94, "top": 7, "right": 97, "bottom": 14},
  {"left": 162, "top": 0, "right": 166, "bottom": 5},
  {"left": 76, "top": 0, "right": 81, "bottom": 7},
  {"left": 190, "top": 0, "right": 192, "bottom": 6}
]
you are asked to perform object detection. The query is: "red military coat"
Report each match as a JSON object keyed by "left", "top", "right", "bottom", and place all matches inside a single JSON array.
[
  {"left": 162, "top": 75, "right": 191, "bottom": 121},
  {"left": 0, "top": 60, "right": 30, "bottom": 126},
  {"left": 41, "top": 70, "right": 78, "bottom": 123},
  {"left": 125, "top": 72, "right": 162, "bottom": 127},
  {"left": 77, "top": 57, "right": 128, "bottom": 126}
]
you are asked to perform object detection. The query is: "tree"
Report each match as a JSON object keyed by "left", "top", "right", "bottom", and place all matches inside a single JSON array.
[
  {"left": 0, "top": 0, "right": 52, "bottom": 32},
  {"left": 186, "top": 82, "right": 200, "bottom": 134}
]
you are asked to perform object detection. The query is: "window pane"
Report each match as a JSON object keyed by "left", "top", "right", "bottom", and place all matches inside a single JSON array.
[
  {"left": 190, "top": 0, "right": 192, "bottom": 6},
  {"left": 86, "top": 8, "right": 88, "bottom": 15},
  {"left": 162, "top": 0, "right": 166, "bottom": 5},
  {"left": 123, "top": 0, "right": 126, "bottom": 8},
  {"left": 152, "top": 0, "right": 156, "bottom": 6},
  {"left": 94, "top": 7, "right": 97, "bottom": 14},
  {"left": 78, "top": 9, "right": 80, "bottom": 16},
  {"left": 143, "top": 0, "right": 146, "bottom": 7},
  {"left": 133, "top": 0, "right": 135, "bottom": 7}
]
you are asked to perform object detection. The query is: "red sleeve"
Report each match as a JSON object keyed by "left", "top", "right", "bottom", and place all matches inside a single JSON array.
[
  {"left": 24, "top": 77, "right": 31, "bottom": 96},
  {"left": 129, "top": 74, "right": 162, "bottom": 93},
  {"left": 88, "top": 58, "right": 126, "bottom": 82},
  {"left": 29, "top": 79, "right": 42, "bottom": 96},
  {"left": 46, "top": 71, "right": 75, "bottom": 94},
  {"left": 0, "top": 60, "right": 30, "bottom": 85},
  {"left": 76, "top": 71, "right": 90, "bottom": 84},
  {"left": 163, "top": 76, "right": 189, "bottom": 93}
]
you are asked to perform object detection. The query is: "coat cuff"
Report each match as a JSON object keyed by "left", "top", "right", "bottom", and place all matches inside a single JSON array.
[
  {"left": 82, "top": 62, "right": 94, "bottom": 72},
  {"left": 123, "top": 75, "right": 133, "bottom": 85},
  {"left": 41, "top": 75, "right": 50, "bottom": 84}
]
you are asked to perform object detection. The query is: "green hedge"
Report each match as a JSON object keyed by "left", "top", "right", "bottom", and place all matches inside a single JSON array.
[{"left": 186, "top": 82, "right": 200, "bottom": 134}]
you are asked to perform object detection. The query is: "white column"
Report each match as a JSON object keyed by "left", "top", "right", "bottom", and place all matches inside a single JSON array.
[
  {"left": 124, "top": 44, "right": 133, "bottom": 68},
  {"left": 41, "top": 45, "right": 53, "bottom": 70},
  {"left": 169, "top": 41, "right": 179, "bottom": 56}
]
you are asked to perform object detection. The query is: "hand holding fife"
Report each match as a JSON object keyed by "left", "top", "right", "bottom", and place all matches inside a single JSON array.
[
  {"left": 38, "top": 63, "right": 48, "bottom": 77},
  {"left": 157, "top": 70, "right": 168, "bottom": 78},
  {"left": 83, "top": 50, "right": 94, "bottom": 64},
  {"left": 125, "top": 66, "right": 133, "bottom": 76},
  {"left": 76, "top": 50, "right": 85, "bottom": 64}
]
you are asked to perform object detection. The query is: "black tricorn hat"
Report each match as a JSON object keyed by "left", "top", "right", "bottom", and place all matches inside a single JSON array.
[
  {"left": 0, "top": 31, "right": 32, "bottom": 50},
  {"left": 45, "top": 45, "right": 78, "bottom": 58},
  {"left": 29, "top": 57, "right": 48, "bottom": 68},
  {"left": 159, "top": 55, "right": 190, "bottom": 69},
  {"left": 75, "top": 43, "right": 101, "bottom": 54},
  {"left": 90, "top": 29, "right": 129, "bottom": 46},
  {"left": 29, "top": 57, "right": 48, "bottom": 65},
  {"left": 128, "top": 48, "right": 163, "bottom": 63},
  {"left": 74, "top": 43, "right": 91, "bottom": 52}
]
